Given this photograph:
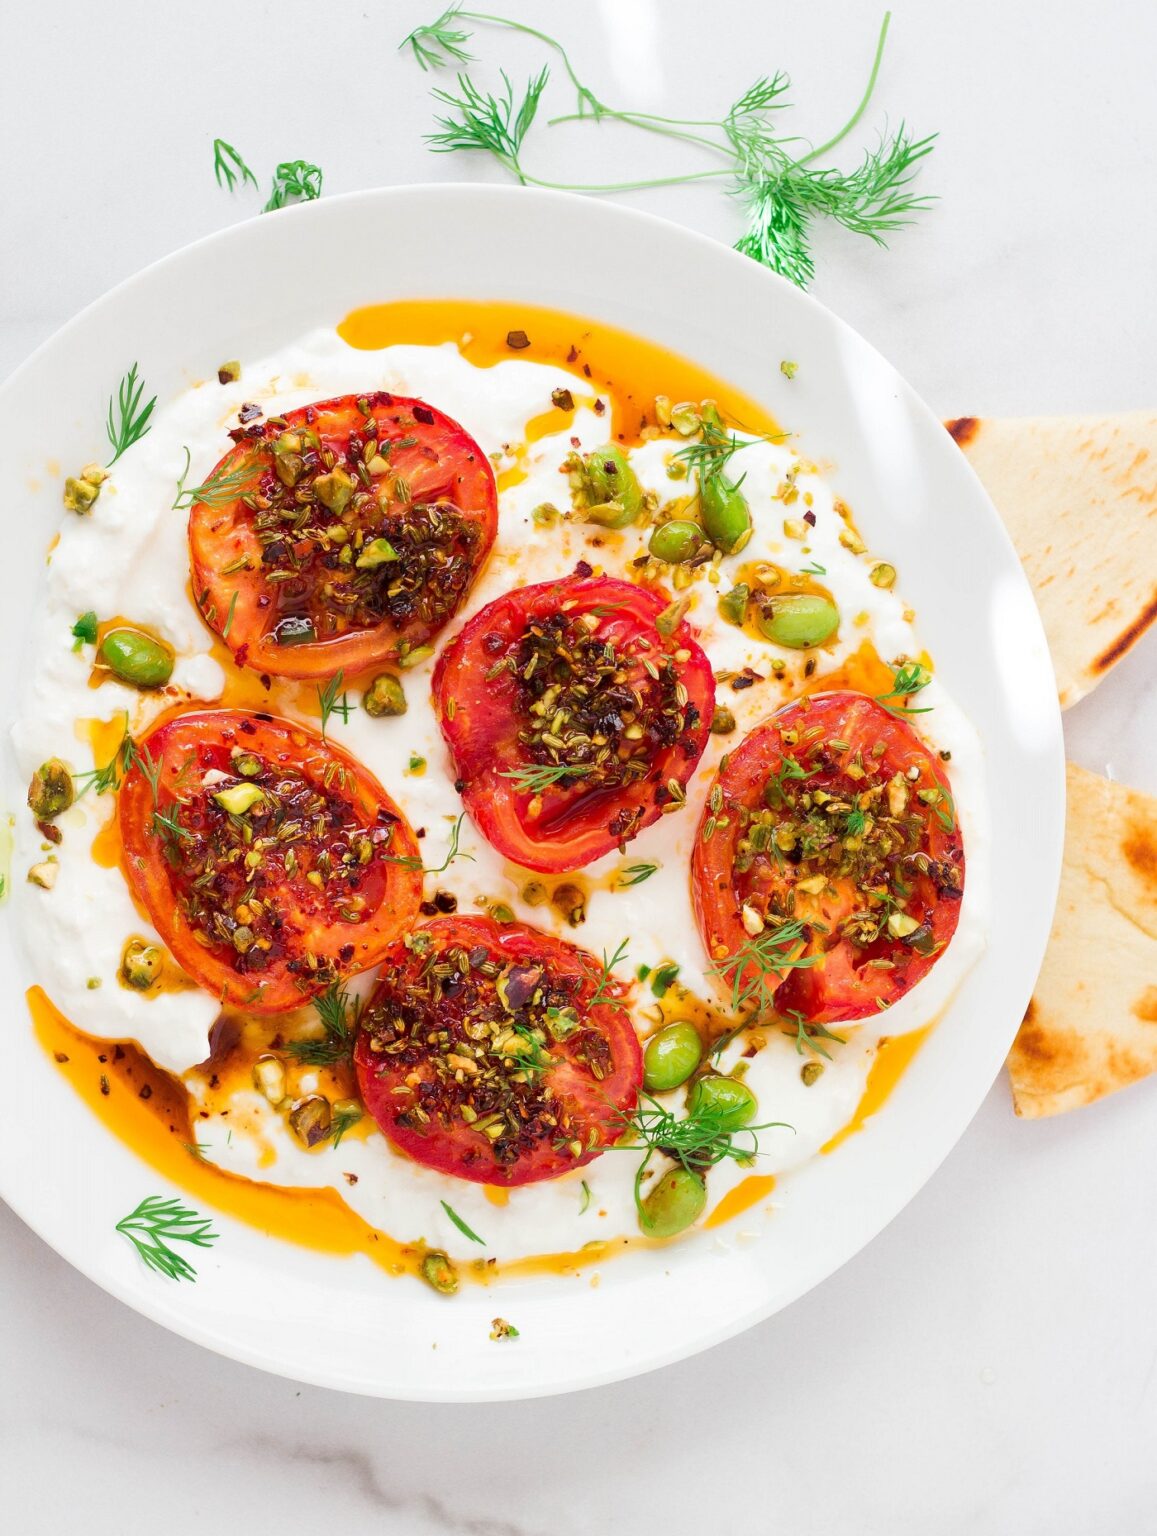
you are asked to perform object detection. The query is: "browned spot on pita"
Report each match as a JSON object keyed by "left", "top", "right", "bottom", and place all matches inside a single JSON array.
[
  {"left": 1123, "top": 819, "right": 1157, "bottom": 890},
  {"left": 1132, "top": 986, "right": 1157, "bottom": 1023},
  {"left": 1093, "top": 590, "right": 1157, "bottom": 672},
  {"left": 945, "top": 416, "right": 980, "bottom": 446}
]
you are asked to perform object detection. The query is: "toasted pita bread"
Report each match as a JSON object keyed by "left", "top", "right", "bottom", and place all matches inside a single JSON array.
[
  {"left": 945, "top": 413, "right": 1157, "bottom": 708},
  {"left": 1008, "top": 763, "right": 1157, "bottom": 1117}
]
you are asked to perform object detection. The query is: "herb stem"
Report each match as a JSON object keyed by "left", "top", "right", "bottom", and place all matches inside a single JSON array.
[{"left": 800, "top": 11, "right": 891, "bottom": 165}]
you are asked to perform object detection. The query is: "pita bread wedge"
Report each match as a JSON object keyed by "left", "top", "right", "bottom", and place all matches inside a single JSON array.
[
  {"left": 945, "top": 413, "right": 1157, "bottom": 708},
  {"left": 1008, "top": 763, "right": 1157, "bottom": 1117}
]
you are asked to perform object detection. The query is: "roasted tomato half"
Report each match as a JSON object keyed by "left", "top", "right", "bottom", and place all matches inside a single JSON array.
[
  {"left": 431, "top": 573, "right": 715, "bottom": 872},
  {"left": 354, "top": 915, "right": 643, "bottom": 1186},
  {"left": 188, "top": 392, "right": 498, "bottom": 679},
  {"left": 692, "top": 692, "right": 965, "bottom": 1025},
  {"left": 118, "top": 710, "right": 423, "bottom": 1011}
]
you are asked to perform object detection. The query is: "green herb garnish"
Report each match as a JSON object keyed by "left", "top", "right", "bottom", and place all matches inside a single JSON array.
[
  {"left": 615, "top": 861, "right": 658, "bottom": 888},
  {"left": 401, "top": 9, "right": 934, "bottom": 288},
  {"left": 876, "top": 661, "right": 933, "bottom": 717},
  {"left": 441, "top": 1199, "right": 486, "bottom": 1245},
  {"left": 172, "top": 445, "right": 260, "bottom": 510},
  {"left": 714, "top": 919, "right": 819, "bottom": 1017},
  {"left": 115, "top": 1195, "right": 217, "bottom": 1282},
  {"left": 385, "top": 812, "right": 474, "bottom": 875},
  {"left": 287, "top": 980, "right": 361, "bottom": 1068},
  {"left": 212, "top": 138, "right": 258, "bottom": 192},
  {"left": 498, "top": 760, "right": 594, "bottom": 795},
  {"left": 71, "top": 610, "right": 98, "bottom": 650},
  {"left": 264, "top": 159, "right": 324, "bottom": 212},
  {"left": 317, "top": 669, "right": 355, "bottom": 739},
  {"left": 784, "top": 1009, "right": 846, "bottom": 1060},
  {"left": 106, "top": 362, "right": 157, "bottom": 465}
]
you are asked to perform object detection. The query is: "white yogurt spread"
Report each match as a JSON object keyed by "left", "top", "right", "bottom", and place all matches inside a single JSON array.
[{"left": 10, "top": 326, "right": 989, "bottom": 1264}]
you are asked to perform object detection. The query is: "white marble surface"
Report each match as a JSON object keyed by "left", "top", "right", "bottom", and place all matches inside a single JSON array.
[{"left": 2, "top": 1, "right": 1155, "bottom": 1529}]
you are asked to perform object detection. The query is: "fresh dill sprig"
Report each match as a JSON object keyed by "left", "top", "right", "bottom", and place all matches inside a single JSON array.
[
  {"left": 800, "top": 561, "right": 827, "bottom": 576},
  {"left": 784, "top": 1009, "right": 846, "bottom": 1060},
  {"left": 934, "top": 787, "right": 957, "bottom": 834},
  {"left": 876, "top": 661, "right": 933, "bottom": 717},
  {"left": 106, "top": 363, "right": 157, "bottom": 465},
  {"left": 403, "top": 5, "right": 476, "bottom": 70},
  {"left": 401, "top": 10, "right": 934, "bottom": 288},
  {"left": 212, "top": 138, "right": 258, "bottom": 192},
  {"left": 578, "top": 1179, "right": 592, "bottom": 1214},
  {"left": 221, "top": 590, "right": 239, "bottom": 642},
  {"left": 506, "top": 1023, "right": 552, "bottom": 1078},
  {"left": 499, "top": 760, "right": 594, "bottom": 795},
  {"left": 713, "top": 919, "right": 819, "bottom": 1017},
  {"left": 329, "top": 1104, "right": 363, "bottom": 1148},
  {"left": 73, "top": 716, "right": 132, "bottom": 797},
  {"left": 615, "top": 861, "right": 658, "bottom": 889},
  {"left": 71, "top": 611, "right": 98, "bottom": 650},
  {"left": 288, "top": 979, "right": 361, "bottom": 1067},
  {"left": 428, "top": 67, "right": 550, "bottom": 184},
  {"left": 264, "top": 159, "right": 324, "bottom": 212},
  {"left": 172, "top": 445, "right": 260, "bottom": 510},
  {"left": 845, "top": 808, "right": 867, "bottom": 837},
  {"left": 617, "top": 1090, "right": 791, "bottom": 1216},
  {"left": 589, "top": 938, "right": 630, "bottom": 1012},
  {"left": 405, "top": 7, "right": 606, "bottom": 117},
  {"left": 441, "top": 1199, "right": 486, "bottom": 1245},
  {"left": 317, "top": 669, "right": 355, "bottom": 739},
  {"left": 115, "top": 1195, "right": 217, "bottom": 1283},
  {"left": 385, "top": 812, "right": 474, "bottom": 875}
]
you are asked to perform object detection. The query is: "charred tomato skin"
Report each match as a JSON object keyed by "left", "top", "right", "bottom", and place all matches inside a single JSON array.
[
  {"left": 692, "top": 691, "right": 965, "bottom": 1025},
  {"left": 354, "top": 915, "right": 643, "bottom": 1186},
  {"left": 188, "top": 392, "right": 498, "bottom": 680},
  {"left": 431, "top": 573, "right": 715, "bottom": 873},
  {"left": 118, "top": 709, "right": 423, "bottom": 1012}
]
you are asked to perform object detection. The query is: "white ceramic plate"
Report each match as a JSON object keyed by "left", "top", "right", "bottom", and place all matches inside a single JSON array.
[{"left": 0, "top": 186, "right": 1064, "bottom": 1400}]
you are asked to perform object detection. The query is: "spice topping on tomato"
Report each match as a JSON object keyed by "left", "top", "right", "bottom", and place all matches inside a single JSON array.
[
  {"left": 432, "top": 572, "right": 715, "bottom": 872},
  {"left": 692, "top": 691, "right": 965, "bottom": 1025},
  {"left": 188, "top": 392, "right": 497, "bottom": 679},
  {"left": 118, "top": 710, "right": 423, "bottom": 1011},
  {"left": 354, "top": 915, "right": 642, "bottom": 1185}
]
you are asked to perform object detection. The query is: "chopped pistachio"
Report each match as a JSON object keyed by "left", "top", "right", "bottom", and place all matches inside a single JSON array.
[
  {"left": 314, "top": 466, "right": 355, "bottom": 514},
  {"left": 655, "top": 596, "right": 691, "bottom": 637},
  {"left": 718, "top": 583, "right": 750, "bottom": 627},
  {"left": 288, "top": 1094, "right": 332, "bottom": 1148},
  {"left": 398, "top": 645, "right": 434, "bottom": 670},
  {"left": 121, "top": 938, "right": 163, "bottom": 990},
  {"left": 213, "top": 782, "right": 265, "bottom": 816},
  {"left": 783, "top": 517, "right": 807, "bottom": 540},
  {"left": 532, "top": 502, "right": 561, "bottom": 526},
  {"left": 780, "top": 359, "right": 798, "bottom": 380},
  {"left": 839, "top": 526, "right": 867, "bottom": 555},
  {"left": 217, "top": 359, "right": 242, "bottom": 385},
  {"left": 869, "top": 562, "right": 897, "bottom": 589},
  {"left": 801, "top": 1060, "right": 823, "bottom": 1085},
  {"left": 63, "top": 474, "right": 103, "bottom": 514},
  {"left": 552, "top": 882, "right": 586, "bottom": 927},
  {"left": 28, "top": 759, "right": 74, "bottom": 820},
  {"left": 252, "top": 1054, "right": 287, "bottom": 1105},
  {"left": 355, "top": 536, "right": 399, "bottom": 570},
  {"left": 887, "top": 911, "right": 921, "bottom": 940},
  {"left": 420, "top": 1249, "right": 459, "bottom": 1294},
  {"left": 669, "top": 401, "right": 701, "bottom": 436},
  {"left": 28, "top": 859, "right": 59, "bottom": 890},
  {"left": 710, "top": 705, "right": 737, "bottom": 735},
  {"left": 490, "top": 1317, "right": 520, "bottom": 1340},
  {"left": 362, "top": 672, "right": 406, "bottom": 718},
  {"left": 230, "top": 749, "right": 263, "bottom": 777},
  {"left": 522, "top": 879, "right": 548, "bottom": 907}
]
